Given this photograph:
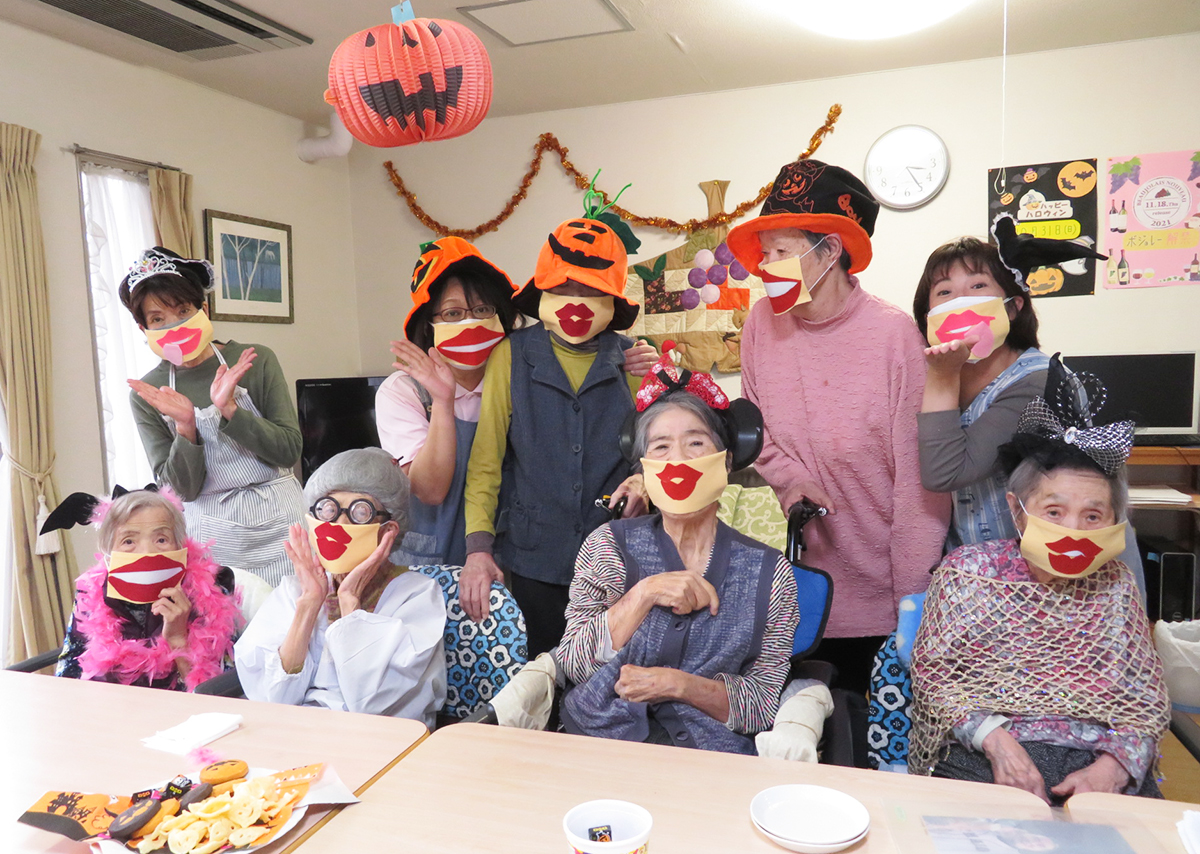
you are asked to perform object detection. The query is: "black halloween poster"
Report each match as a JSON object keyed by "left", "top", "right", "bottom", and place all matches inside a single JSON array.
[{"left": 986, "top": 159, "right": 1100, "bottom": 297}]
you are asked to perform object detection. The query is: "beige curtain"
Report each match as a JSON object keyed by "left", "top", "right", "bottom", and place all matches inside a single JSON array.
[
  {"left": 148, "top": 168, "right": 197, "bottom": 257},
  {"left": 0, "top": 123, "right": 77, "bottom": 663}
]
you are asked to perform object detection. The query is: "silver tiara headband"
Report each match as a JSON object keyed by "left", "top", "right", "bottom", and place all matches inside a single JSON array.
[{"left": 125, "top": 249, "right": 215, "bottom": 291}]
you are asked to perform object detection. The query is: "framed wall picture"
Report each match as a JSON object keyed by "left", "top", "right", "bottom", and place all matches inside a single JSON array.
[{"left": 204, "top": 210, "right": 294, "bottom": 323}]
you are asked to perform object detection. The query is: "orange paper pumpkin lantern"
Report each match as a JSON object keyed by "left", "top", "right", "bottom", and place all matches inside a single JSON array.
[{"left": 325, "top": 18, "right": 492, "bottom": 147}]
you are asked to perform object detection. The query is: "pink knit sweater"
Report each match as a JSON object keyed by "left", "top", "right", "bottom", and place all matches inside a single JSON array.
[{"left": 741, "top": 279, "right": 950, "bottom": 637}]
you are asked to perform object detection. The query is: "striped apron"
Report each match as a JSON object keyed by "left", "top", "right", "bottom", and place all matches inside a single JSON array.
[{"left": 169, "top": 348, "right": 305, "bottom": 587}]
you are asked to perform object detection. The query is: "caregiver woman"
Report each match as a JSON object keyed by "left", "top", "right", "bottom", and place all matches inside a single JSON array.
[
  {"left": 376, "top": 237, "right": 521, "bottom": 567},
  {"left": 124, "top": 247, "right": 305, "bottom": 587}
]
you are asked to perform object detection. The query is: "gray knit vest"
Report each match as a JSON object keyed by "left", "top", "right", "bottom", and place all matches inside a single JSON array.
[
  {"left": 561, "top": 516, "right": 776, "bottom": 754},
  {"left": 496, "top": 325, "right": 633, "bottom": 585}
]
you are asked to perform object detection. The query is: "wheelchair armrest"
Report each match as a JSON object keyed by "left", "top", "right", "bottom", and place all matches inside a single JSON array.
[
  {"left": 6, "top": 649, "right": 60, "bottom": 673},
  {"left": 1171, "top": 709, "right": 1200, "bottom": 764},
  {"left": 791, "top": 659, "right": 836, "bottom": 687},
  {"left": 462, "top": 703, "right": 499, "bottom": 725},
  {"left": 194, "top": 669, "right": 245, "bottom": 697}
]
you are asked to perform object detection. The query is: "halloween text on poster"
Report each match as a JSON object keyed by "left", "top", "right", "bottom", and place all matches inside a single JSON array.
[
  {"left": 987, "top": 159, "right": 1100, "bottom": 298},
  {"left": 1104, "top": 149, "right": 1200, "bottom": 289}
]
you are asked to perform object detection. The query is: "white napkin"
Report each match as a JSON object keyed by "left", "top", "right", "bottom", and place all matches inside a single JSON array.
[
  {"left": 1179, "top": 810, "right": 1200, "bottom": 854},
  {"left": 141, "top": 712, "right": 243, "bottom": 754}
]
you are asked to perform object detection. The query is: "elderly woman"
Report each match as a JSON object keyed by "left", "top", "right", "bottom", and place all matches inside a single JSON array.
[
  {"left": 45, "top": 486, "right": 240, "bottom": 692},
  {"left": 557, "top": 354, "right": 799, "bottom": 754},
  {"left": 909, "top": 362, "right": 1170, "bottom": 802},
  {"left": 235, "top": 448, "right": 447, "bottom": 726}
]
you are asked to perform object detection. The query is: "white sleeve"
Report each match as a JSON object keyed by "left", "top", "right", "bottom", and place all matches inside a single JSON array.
[
  {"left": 323, "top": 573, "right": 448, "bottom": 722},
  {"left": 234, "top": 577, "right": 324, "bottom": 706}
]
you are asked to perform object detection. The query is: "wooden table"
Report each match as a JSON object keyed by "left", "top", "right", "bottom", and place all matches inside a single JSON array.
[
  {"left": 2, "top": 671, "right": 427, "bottom": 853},
  {"left": 297, "top": 724, "right": 1055, "bottom": 853},
  {"left": 1067, "top": 791, "right": 1199, "bottom": 854}
]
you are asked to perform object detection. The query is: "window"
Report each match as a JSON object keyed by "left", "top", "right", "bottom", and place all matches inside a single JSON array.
[
  {"left": 0, "top": 398, "right": 11, "bottom": 665},
  {"left": 78, "top": 161, "right": 159, "bottom": 490}
]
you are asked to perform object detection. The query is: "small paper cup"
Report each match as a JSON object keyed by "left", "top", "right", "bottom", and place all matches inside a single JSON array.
[{"left": 563, "top": 799, "right": 652, "bottom": 854}]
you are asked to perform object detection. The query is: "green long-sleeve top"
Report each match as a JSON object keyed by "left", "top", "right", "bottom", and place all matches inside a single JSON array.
[{"left": 130, "top": 341, "right": 301, "bottom": 501}]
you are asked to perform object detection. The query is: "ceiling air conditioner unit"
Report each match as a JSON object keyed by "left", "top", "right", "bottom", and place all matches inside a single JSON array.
[{"left": 33, "top": 0, "right": 312, "bottom": 59}]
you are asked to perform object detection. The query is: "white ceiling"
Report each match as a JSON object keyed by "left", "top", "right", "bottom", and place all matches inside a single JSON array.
[{"left": 2, "top": 0, "right": 1198, "bottom": 126}]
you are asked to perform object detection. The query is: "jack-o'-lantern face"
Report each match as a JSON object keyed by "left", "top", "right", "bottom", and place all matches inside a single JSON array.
[
  {"left": 326, "top": 18, "right": 493, "bottom": 147},
  {"left": 1026, "top": 265, "right": 1064, "bottom": 295},
  {"left": 535, "top": 219, "right": 628, "bottom": 297}
]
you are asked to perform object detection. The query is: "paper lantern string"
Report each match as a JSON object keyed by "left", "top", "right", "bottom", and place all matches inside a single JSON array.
[{"left": 382, "top": 105, "right": 842, "bottom": 239}]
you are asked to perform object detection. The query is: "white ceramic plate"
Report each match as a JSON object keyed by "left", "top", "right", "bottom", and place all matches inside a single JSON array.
[
  {"left": 749, "top": 785, "right": 870, "bottom": 846},
  {"left": 752, "top": 815, "right": 869, "bottom": 853},
  {"left": 92, "top": 768, "right": 307, "bottom": 854}
]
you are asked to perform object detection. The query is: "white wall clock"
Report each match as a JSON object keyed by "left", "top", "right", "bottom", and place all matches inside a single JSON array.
[{"left": 864, "top": 125, "right": 950, "bottom": 211}]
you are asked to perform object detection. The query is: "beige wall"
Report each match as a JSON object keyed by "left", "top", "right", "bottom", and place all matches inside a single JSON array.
[
  {"left": 0, "top": 20, "right": 361, "bottom": 571},
  {"left": 348, "top": 32, "right": 1200, "bottom": 387}
]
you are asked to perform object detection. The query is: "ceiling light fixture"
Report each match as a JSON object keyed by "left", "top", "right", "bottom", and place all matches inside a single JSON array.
[{"left": 756, "top": 0, "right": 978, "bottom": 41}]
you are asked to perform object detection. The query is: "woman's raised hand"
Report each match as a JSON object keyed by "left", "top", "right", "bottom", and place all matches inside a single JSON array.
[
  {"left": 211, "top": 347, "right": 257, "bottom": 420},
  {"left": 128, "top": 380, "right": 198, "bottom": 443},
  {"left": 284, "top": 523, "right": 328, "bottom": 607},
  {"left": 151, "top": 586, "right": 193, "bottom": 651},
  {"left": 336, "top": 526, "right": 398, "bottom": 615},
  {"left": 638, "top": 571, "right": 719, "bottom": 616},
  {"left": 391, "top": 339, "right": 456, "bottom": 406},
  {"left": 923, "top": 337, "right": 977, "bottom": 375},
  {"left": 622, "top": 341, "right": 659, "bottom": 378}
]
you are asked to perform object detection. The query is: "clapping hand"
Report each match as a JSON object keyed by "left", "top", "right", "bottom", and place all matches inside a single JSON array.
[
  {"left": 128, "top": 380, "right": 198, "bottom": 443},
  {"left": 211, "top": 347, "right": 257, "bottom": 420}
]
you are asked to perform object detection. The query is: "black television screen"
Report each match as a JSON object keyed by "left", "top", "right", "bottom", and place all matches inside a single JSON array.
[
  {"left": 296, "top": 376, "right": 387, "bottom": 483},
  {"left": 1063, "top": 353, "right": 1197, "bottom": 432}
]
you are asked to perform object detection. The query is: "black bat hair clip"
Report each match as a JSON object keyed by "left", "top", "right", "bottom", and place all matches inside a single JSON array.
[{"left": 39, "top": 484, "right": 158, "bottom": 535}]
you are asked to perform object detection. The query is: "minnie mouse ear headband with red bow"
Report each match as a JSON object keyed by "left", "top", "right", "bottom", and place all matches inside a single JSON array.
[
  {"left": 618, "top": 349, "right": 764, "bottom": 471},
  {"left": 39, "top": 484, "right": 171, "bottom": 535}
]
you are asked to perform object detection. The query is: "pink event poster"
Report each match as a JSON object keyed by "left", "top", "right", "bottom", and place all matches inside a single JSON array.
[{"left": 1103, "top": 148, "right": 1200, "bottom": 288}]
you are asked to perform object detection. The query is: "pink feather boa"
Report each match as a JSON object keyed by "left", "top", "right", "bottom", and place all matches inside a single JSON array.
[{"left": 73, "top": 539, "right": 242, "bottom": 692}]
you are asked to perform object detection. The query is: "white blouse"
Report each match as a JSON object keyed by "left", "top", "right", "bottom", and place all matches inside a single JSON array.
[{"left": 235, "top": 571, "right": 448, "bottom": 728}]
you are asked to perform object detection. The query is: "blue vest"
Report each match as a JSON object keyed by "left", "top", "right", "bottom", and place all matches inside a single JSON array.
[
  {"left": 560, "top": 516, "right": 777, "bottom": 754},
  {"left": 497, "top": 326, "right": 634, "bottom": 585}
]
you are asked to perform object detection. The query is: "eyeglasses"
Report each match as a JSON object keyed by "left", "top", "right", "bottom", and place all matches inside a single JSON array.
[
  {"left": 310, "top": 497, "right": 389, "bottom": 525},
  {"left": 430, "top": 304, "right": 498, "bottom": 324}
]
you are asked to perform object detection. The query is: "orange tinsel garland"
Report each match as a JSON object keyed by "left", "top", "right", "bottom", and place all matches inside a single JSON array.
[{"left": 384, "top": 104, "right": 843, "bottom": 240}]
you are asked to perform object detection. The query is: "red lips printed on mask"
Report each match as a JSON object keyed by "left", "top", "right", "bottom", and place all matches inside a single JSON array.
[
  {"left": 1045, "top": 535, "right": 1103, "bottom": 576},
  {"left": 107, "top": 554, "right": 186, "bottom": 603},
  {"left": 435, "top": 325, "right": 505, "bottom": 367},
  {"left": 555, "top": 302, "right": 595, "bottom": 338},
  {"left": 935, "top": 310, "right": 994, "bottom": 342},
  {"left": 314, "top": 522, "right": 352, "bottom": 560},
  {"left": 656, "top": 463, "right": 703, "bottom": 501},
  {"left": 157, "top": 325, "right": 203, "bottom": 355}
]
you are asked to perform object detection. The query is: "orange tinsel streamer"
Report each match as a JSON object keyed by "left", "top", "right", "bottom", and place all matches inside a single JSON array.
[{"left": 384, "top": 104, "right": 843, "bottom": 240}]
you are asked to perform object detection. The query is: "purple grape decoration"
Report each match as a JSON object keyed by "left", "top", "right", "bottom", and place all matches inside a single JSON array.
[
  {"left": 687, "top": 267, "right": 708, "bottom": 288},
  {"left": 680, "top": 288, "right": 701, "bottom": 310},
  {"left": 728, "top": 259, "right": 749, "bottom": 281},
  {"left": 713, "top": 243, "right": 733, "bottom": 266},
  {"left": 707, "top": 265, "right": 728, "bottom": 285}
]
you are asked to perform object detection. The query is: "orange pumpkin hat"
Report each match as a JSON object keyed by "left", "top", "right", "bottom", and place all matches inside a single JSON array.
[
  {"left": 513, "top": 174, "right": 640, "bottom": 331},
  {"left": 727, "top": 159, "right": 878, "bottom": 277},
  {"left": 403, "top": 236, "right": 516, "bottom": 340}
]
